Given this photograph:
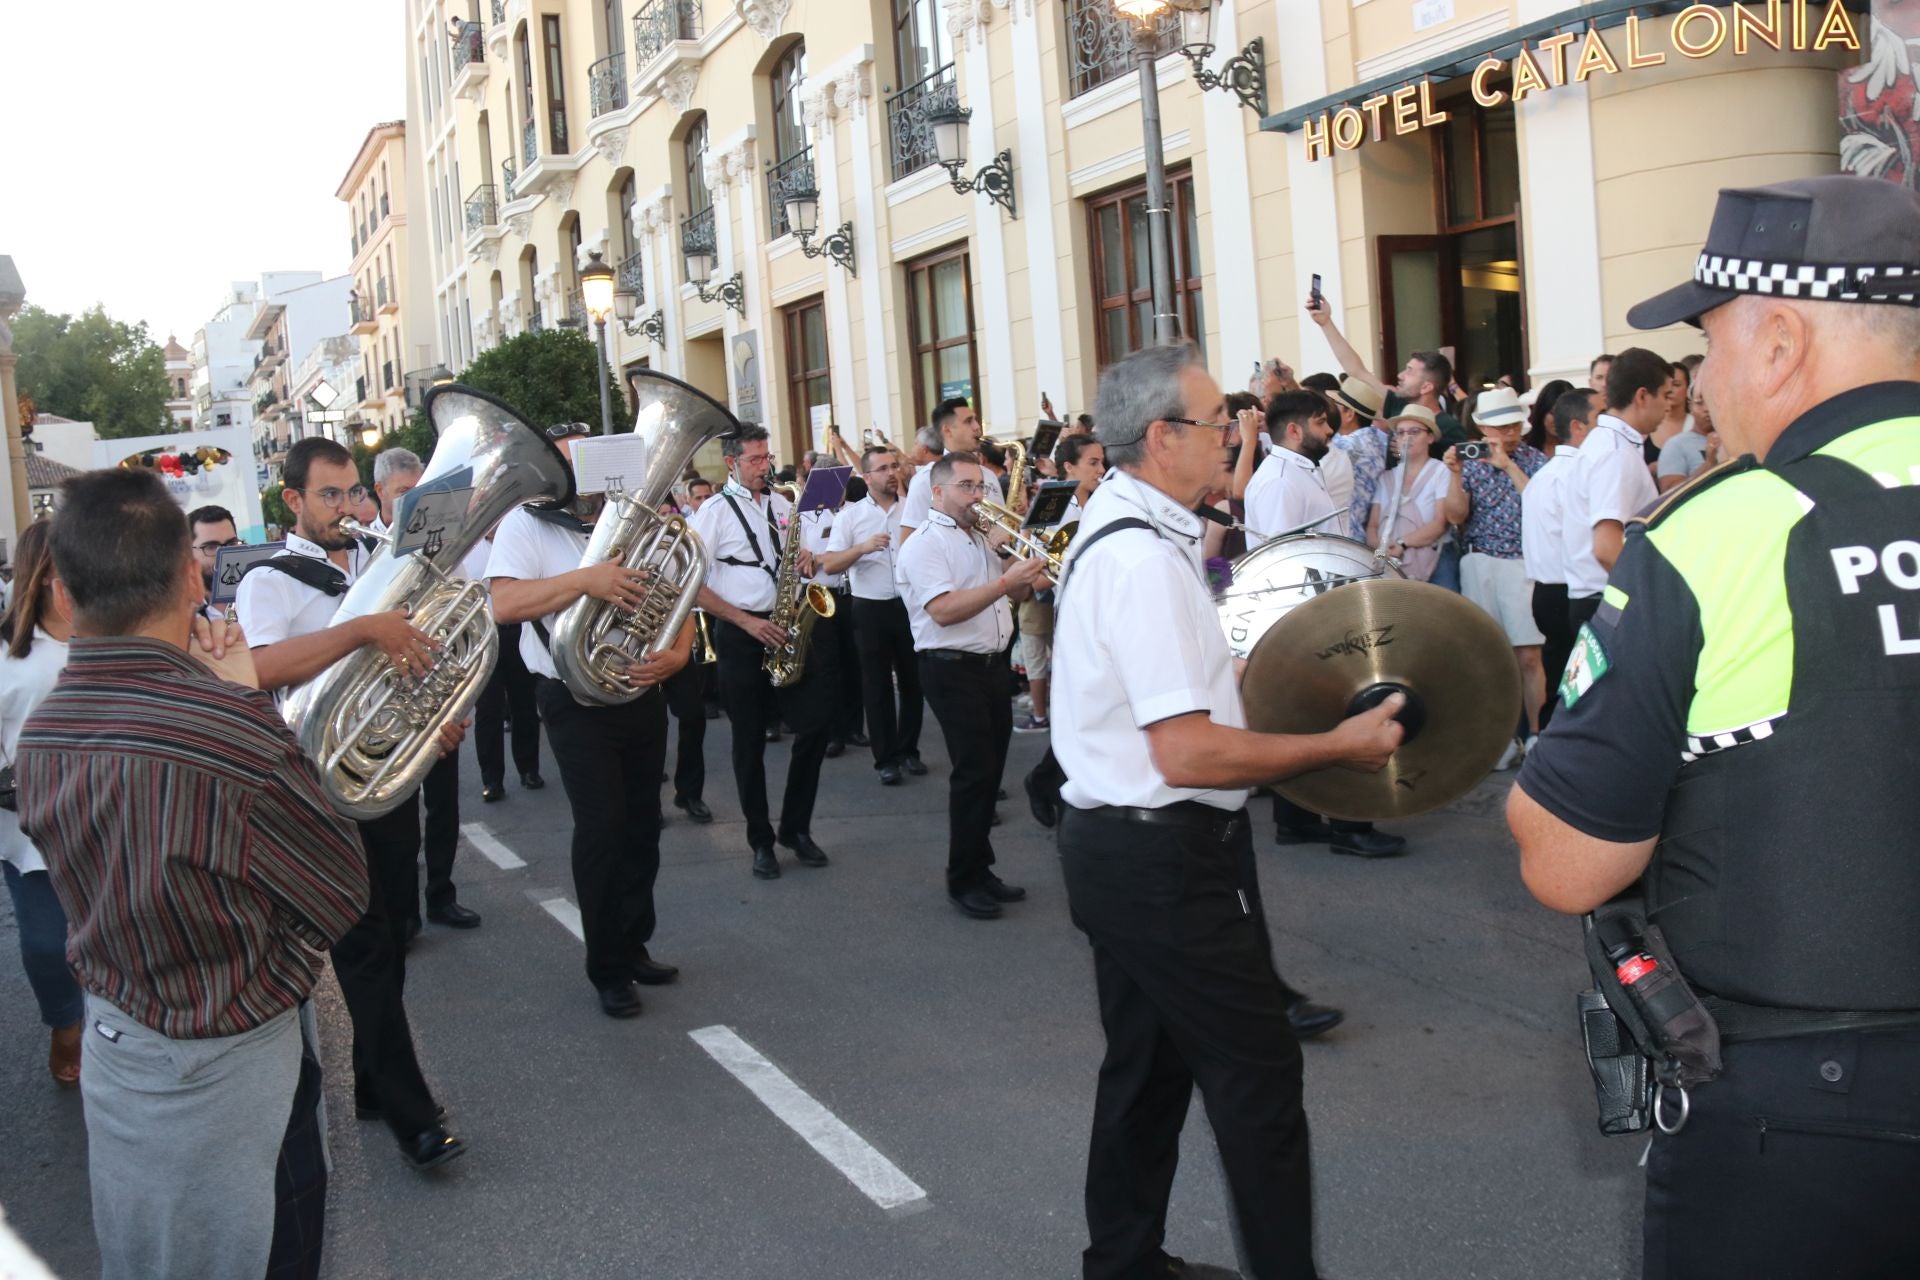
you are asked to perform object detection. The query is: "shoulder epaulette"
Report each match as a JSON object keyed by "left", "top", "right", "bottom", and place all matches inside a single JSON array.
[{"left": 1634, "top": 455, "right": 1759, "bottom": 532}]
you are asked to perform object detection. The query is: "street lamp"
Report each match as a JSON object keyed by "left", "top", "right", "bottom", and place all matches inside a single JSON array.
[
  {"left": 783, "top": 186, "right": 857, "bottom": 277},
  {"left": 927, "top": 104, "right": 1017, "bottom": 219},
  {"left": 1170, "top": 0, "right": 1268, "bottom": 117},
  {"left": 429, "top": 364, "right": 455, "bottom": 386},
  {"left": 613, "top": 286, "right": 667, "bottom": 345},
  {"left": 359, "top": 422, "right": 382, "bottom": 449},
  {"left": 681, "top": 237, "right": 746, "bottom": 314},
  {"left": 1116, "top": 0, "right": 1179, "bottom": 344},
  {"left": 580, "top": 250, "right": 618, "bottom": 435}
]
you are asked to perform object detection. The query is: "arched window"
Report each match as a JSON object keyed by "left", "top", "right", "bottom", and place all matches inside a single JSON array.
[{"left": 684, "top": 114, "right": 710, "bottom": 216}]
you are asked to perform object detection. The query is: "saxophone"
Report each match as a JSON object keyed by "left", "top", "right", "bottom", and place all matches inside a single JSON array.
[
  {"left": 983, "top": 434, "right": 1029, "bottom": 511},
  {"left": 761, "top": 482, "right": 836, "bottom": 688}
]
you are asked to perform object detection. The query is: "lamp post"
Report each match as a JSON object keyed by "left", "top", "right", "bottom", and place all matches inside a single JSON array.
[
  {"left": 580, "top": 250, "right": 618, "bottom": 435},
  {"left": 1117, "top": 0, "right": 1180, "bottom": 344}
]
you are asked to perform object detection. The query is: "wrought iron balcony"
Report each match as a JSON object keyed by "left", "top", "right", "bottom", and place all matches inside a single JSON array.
[
  {"left": 452, "top": 20, "right": 484, "bottom": 73},
  {"left": 523, "top": 118, "right": 537, "bottom": 166},
  {"left": 502, "top": 157, "right": 518, "bottom": 202},
  {"left": 886, "top": 64, "right": 959, "bottom": 184},
  {"left": 589, "top": 52, "right": 628, "bottom": 117},
  {"left": 632, "top": 0, "right": 701, "bottom": 69},
  {"left": 349, "top": 299, "right": 377, "bottom": 333},
  {"left": 465, "top": 183, "right": 499, "bottom": 232},
  {"left": 528, "top": 305, "right": 546, "bottom": 335},
  {"left": 681, "top": 205, "right": 716, "bottom": 281},
  {"left": 562, "top": 288, "right": 589, "bottom": 329},
  {"left": 492, "top": 0, "right": 505, "bottom": 21},
  {"left": 766, "top": 148, "right": 814, "bottom": 241},
  {"left": 375, "top": 278, "right": 391, "bottom": 311},
  {"left": 1066, "top": 0, "right": 1180, "bottom": 98},
  {"left": 617, "top": 248, "right": 645, "bottom": 304}
]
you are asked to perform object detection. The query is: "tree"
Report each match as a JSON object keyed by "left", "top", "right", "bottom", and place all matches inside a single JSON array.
[
  {"left": 12, "top": 304, "right": 173, "bottom": 439},
  {"left": 454, "top": 327, "right": 627, "bottom": 432},
  {"left": 262, "top": 482, "right": 293, "bottom": 531}
]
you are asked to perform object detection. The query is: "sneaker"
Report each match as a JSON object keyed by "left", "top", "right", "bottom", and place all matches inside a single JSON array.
[
  {"left": 1014, "top": 714, "right": 1050, "bottom": 734},
  {"left": 1522, "top": 734, "right": 1539, "bottom": 760},
  {"left": 1493, "top": 738, "right": 1523, "bottom": 771}
]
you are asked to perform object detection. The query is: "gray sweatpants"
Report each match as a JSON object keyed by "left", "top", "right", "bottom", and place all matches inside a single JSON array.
[{"left": 80, "top": 995, "right": 316, "bottom": 1280}]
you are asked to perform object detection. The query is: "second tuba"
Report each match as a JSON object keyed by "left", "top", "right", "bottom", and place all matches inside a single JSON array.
[{"left": 548, "top": 370, "right": 740, "bottom": 705}]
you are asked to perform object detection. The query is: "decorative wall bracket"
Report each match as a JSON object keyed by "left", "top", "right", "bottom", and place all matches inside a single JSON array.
[
  {"left": 630, "top": 310, "right": 667, "bottom": 344},
  {"left": 1184, "top": 35, "right": 1267, "bottom": 118},
  {"left": 943, "top": 149, "right": 1016, "bottom": 218},
  {"left": 793, "top": 222, "right": 857, "bottom": 277},
  {"left": 695, "top": 272, "right": 746, "bottom": 315}
]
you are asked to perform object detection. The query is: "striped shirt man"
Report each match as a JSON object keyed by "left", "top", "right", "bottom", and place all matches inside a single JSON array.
[{"left": 16, "top": 637, "right": 367, "bottom": 1040}]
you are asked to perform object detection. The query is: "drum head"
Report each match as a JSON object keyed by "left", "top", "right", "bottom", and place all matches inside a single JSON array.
[{"left": 1217, "top": 534, "right": 1403, "bottom": 660}]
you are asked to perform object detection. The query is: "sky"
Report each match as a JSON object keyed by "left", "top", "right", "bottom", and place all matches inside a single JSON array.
[{"left": 2, "top": 0, "right": 406, "bottom": 346}]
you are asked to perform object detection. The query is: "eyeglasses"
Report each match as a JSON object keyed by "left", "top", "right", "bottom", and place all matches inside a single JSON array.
[
  {"left": 864, "top": 463, "right": 900, "bottom": 476},
  {"left": 1164, "top": 417, "right": 1233, "bottom": 433},
  {"left": 195, "top": 537, "right": 245, "bottom": 555},
  {"left": 941, "top": 481, "right": 988, "bottom": 494},
  {"left": 293, "top": 485, "right": 369, "bottom": 508}
]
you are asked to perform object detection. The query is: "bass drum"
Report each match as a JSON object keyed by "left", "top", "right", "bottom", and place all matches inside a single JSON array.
[{"left": 1217, "top": 533, "right": 1404, "bottom": 660}]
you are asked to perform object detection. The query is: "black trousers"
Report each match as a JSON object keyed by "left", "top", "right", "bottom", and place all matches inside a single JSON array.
[
  {"left": 419, "top": 748, "right": 459, "bottom": 916},
  {"left": 663, "top": 661, "right": 708, "bottom": 804},
  {"left": 713, "top": 617, "right": 833, "bottom": 847},
  {"left": 336, "top": 797, "right": 440, "bottom": 1140},
  {"left": 824, "top": 593, "right": 864, "bottom": 741},
  {"left": 1273, "top": 792, "right": 1372, "bottom": 838},
  {"left": 1567, "top": 592, "right": 1601, "bottom": 635},
  {"left": 851, "top": 596, "right": 923, "bottom": 769},
  {"left": 535, "top": 678, "right": 669, "bottom": 989},
  {"left": 475, "top": 621, "right": 541, "bottom": 786},
  {"left": 918, "top": 650, "right": 1012, "bottom": 895},
  {"left": 1643, "top": 1029, "right": 1920, "bottom": 1279},
  {"left": 1059, "top": 806, "right": 1316, "bottom": 1280},
  {"left": 265, "top": 1013, "right": 326, "bottom": 1280},
  {"left": 1531, "top": 581, "right": 1573, "bottom": 728}
]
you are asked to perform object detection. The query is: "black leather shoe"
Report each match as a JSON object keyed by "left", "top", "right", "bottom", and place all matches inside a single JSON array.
[
  {"left": 901, "top": 754, "right": 928, "bottom": 777},
  {"left": 480, "top": 783, "right": 505, "bottom": 803},
  {"left": 404, "top": 917, "right": 422, "bottom": 945},
  {"left": 427, "top": 902, "right": 482, "bottom": 929},
  {"left": 1274, "top": 817, "right": 1340, "bottom": 845},
  {"left": 1329, "top": 828, "right": 1408, "bottom": 858},
  {"left": 673, "top": 795, "right": 714, "bottom": 823},
  {"left": 705, "top": 703, "right": 722, "bottom": 720},
  {"left": 634, "top": 948, "right": 679, "bottom": 985},
  {"left": 780, "top": 834, "right": 829, "bottom": 867},
  {"left": 751, "top": 845, "right": 781, "bottom": 879},
  {"left": 824, "top": 739, "right": 846, "bottom": 758},
  {"left": 400, "top": 1126, "right": 467, "bottom": 1172},
  {"left": 1162, "top": 1254, "right": 1243, "bottom": 1279},
  {"left": 764, "top": 727, "right": 781, "bottom": 743},
  {"left": 519, "top": 772, "right": 545, "bottom": 791},
  {"left": 596, "top": 981, "right": 644, "bottom": 1018},
  {"left": 990, "top": 809, "right": 1003, "bottom": 826},
  {"left": 356, "top": 1100, "right": 447, "bottom": 1123},
  {"left": 1024, "top": 769, "right": 1059, "bottom": 828},
  {"left": 949, "top": 887, "right": 1003, "bottom": 919},
  {"left": 996, "top": 787, "right": 1007, "bottom": 801},
  {"left": 1286, "top": 999, "right": 1346, "bottom": 1040},
  {"left": 984, "top": 873, "right": 1026, "bottom": 903},
  {"left": 847, "top": 731, "right": 870, "bottom": 748},
  {"left": 878, "top": 764, "right": 902, "bottom": 786}
]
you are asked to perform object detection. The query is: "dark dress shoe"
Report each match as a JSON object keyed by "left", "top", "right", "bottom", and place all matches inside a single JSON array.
[
  {"left": 949, "top": 887, "right": 1003, "bottom": 919},
  {"left": 1286, "top": 999, "right": 1346, "bottom": 1040},
  {"left": 634, "top": 948, "right": 679, "bottom": 985},
  {"left": 901, "top": 754, "right": 928, "bottom": 776},
  {"left": 1274, "top": 817, "right": 1340, "bottom": 845},
  {"left": 403, "top": 917, "right": 422, "bottom": 945},
  {"left": 427, "top": 902, "right": 482, "bottom": 929},
  {"left": 780, "top": 834, "right": 829, "bottom": 867},
  {"left": 356, "top": 1100, "right": 447, "bottom": 1123},
  {"left": 984, "top": 873, "right": 1026, "bottom": 903},
  {"left": 847, "top": 731, "right": 870, "bottom": 748},
  {"left": 764, "top": 727, "right": 781, "bottom": 743},
  {"left": 878, "top": 764, "right": 903, "bottom": 786},
  {"left": 1023, "top": 769, "right": 1059, "bottom": 829},
  {"left": 1329, "top": 827, "right": 1408, "bottom": 858},
  {"left": 481, "top": 783, "right": 506, "bottom": 803},
  {"left": 990, "top": 809, "right": 1003, "bottom": 826},
  {"left": 996, "top": 787, "right": 1007, "bottom": 801},
  {"left": 673, "top": 795, "right": 714, "bottom": 823},
  {"left": 751, "top": 845, "right": 781, "bottom": 879},
  {"left": 597, "top": 982, "right": 644, "bottom": 1018},
  {"left": 519, "top": 772, "right": 545, "bottom": 791},
  {"left": 824, "top": 739, "right": 846, "bottom": 758},
  {"left": 1161, "top": 1255, "right": 1243, "bottom": 1279},
  {"left": 705, "top": 703, "right": 722, "bottom": 720},
  {"left": 399, "top": 1126, "right": 467, "bottom": 1172}
]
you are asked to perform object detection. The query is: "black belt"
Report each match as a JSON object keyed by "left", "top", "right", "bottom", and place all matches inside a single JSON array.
[
  {"left": 922, "top": 648, "right": 998, "bottom": 667},
  {"left": 1070, "top": 801, "right": 1248, "bottom": 840}
]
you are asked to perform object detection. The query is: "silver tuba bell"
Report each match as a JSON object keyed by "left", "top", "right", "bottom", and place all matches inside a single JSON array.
[
  {"left": 548, "top": 369, "right": 740, "bottom": 705},
  {"left": 283, "top": 385, "right": 574, "bottom": 819}
]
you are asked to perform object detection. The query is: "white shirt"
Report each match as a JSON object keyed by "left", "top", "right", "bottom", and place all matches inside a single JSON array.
[
  {"left": 686, "top": 484, "right": 792, "bottom": 614},
  {"left": 828, "top": 495, "right": 904, "bottom": 600},
  {"left": 1521, "top": 446, "right": 1580, "bottom": 586},
  {"left": 1373, "top": 458, "right": 1450, "bottom": 545},
  {"left": 899, "top": 463, "right": 1002, "bottom": 532},
  {"left": 1244, "top": 447, "right": 1336, "bottom": 547},
  {"left": 798, "top": 509, "right": 844, "bottom": 590},
  {"left": 486, "top": 506, "right": 590, "bottom": 681},
  {"left": 0, "top": 629, "right": 69, "bottom": 874},
  {"left": 1054, "top": 470, "right": 1249, "bottom": 813},
  {"left": 1563, "top": 417, "right": 1659, "bottom": 598},
  {"left": 895, "top": 511, "right": 1013, "bottom": 654},
  {"left": 1318, "top": 446, "right": 1354, "bottom": 528},
  {"left": 235, "top": 533, "right": 370, "bottom": 647}
]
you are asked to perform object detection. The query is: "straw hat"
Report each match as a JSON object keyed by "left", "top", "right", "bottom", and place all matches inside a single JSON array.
[
  {"left": 1326, "top": 374, "right": 1386, "bottom": 421},
  {"left": 1386, "top": 404, "right": 1439, "bottom": 436}
]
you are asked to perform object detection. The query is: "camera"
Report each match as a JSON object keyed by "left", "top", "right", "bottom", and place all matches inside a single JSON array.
[{"left": 1457, "top": 441, "right": 1491, "bottom": 462}]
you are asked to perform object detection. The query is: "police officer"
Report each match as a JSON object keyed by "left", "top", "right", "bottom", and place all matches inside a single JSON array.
[{"left": 1510, "top": 174, "right": 1920, "bottom": 1278}]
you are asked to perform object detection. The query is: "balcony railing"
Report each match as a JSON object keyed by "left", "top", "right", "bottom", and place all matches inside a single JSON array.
[
  {"left": 562, "top": 288, "right": 589, "bottom": 329},
  {"left": 523, "top": 118, "right": 537, "bottom": 165},
  {"left": 1066, "top": 0, "right": 1179, "bottom": 98},
  {"left": 502, "top": 157, "right": 518, "bottom": 202},
  {"left": 465, "top": 183, "right": 500, "bottom": 232},
  {"left": 589, "top": 51, "right": 628, "bottom": 117},
  {"left": 528, "top": 306, "right": 546, "bottom": 335},
  {"left": 617, "top": 248, "right": 645, "bottom": 304},
  {"left": 632, "top": 0, "right": 701, "bottom": 68},
  {"left": 349, "top": 299, "right": 376, "bottom": 328},
  {"left": 766, "top": 148, "right": 813, "bottom": 240},
  {"left": 383, "top": 361, "right": 396, "bottom": 393},
  {"left": 681, "top": 205, "right": 715, "bottom": 281},
  {"left": 452, "top": 20, "right": 484, "bottom": 73},
  {"left": 886, "top": 64, "right": 959, "bottom": 184},
  {"left": 492, "top": 0, "right": 505, "bottom": 23}
]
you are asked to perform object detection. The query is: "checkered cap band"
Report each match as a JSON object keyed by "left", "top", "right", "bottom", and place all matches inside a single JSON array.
[
  {"left": 1693, "top": 256, "right": 1920, "bottom": 306},
  {"left": 1680, "top": 716, "right": 1779, "bottom": 764}
]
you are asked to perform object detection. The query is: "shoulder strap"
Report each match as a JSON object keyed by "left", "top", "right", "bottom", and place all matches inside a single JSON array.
[
  {"left": 251, "top": 555, "right": 349, "bottom": 598},
  {"left": 721, "top": 494, "right": 780, "bottom": 581},
  {"left": 1055, "top": 518, "right": 1154, "bottom": 620},
  {"left": 1766, "top": 452, "right": 1890, "bottom": 509},
  {"left": 528, "top": 505, "right": 592, "bottom": 536},
  {"left": 1637, "top": 456, "right": 1758, "bottom": 532}
]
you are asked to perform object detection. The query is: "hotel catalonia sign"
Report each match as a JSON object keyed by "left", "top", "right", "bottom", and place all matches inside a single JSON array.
[{"left": 1299, "top": 0, "right": 1863, "bottom": 162}]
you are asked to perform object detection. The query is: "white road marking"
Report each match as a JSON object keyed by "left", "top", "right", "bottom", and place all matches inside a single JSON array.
[
  {"left": 539, "top": 897, "right": 585, "bottom": 941},
  {"left": 689, "top": 1025, "right": 929, "bottom": 1214},
  {"left": 462, "top": 822, "right": 526, "bottom": 870}
]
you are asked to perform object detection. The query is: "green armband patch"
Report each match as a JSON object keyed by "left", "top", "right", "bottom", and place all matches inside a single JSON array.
[{"left": 1560, "top": 623, "right": 1611, "bottom": 708}]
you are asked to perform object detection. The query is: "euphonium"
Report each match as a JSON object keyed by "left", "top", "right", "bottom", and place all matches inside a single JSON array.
[
  {"left": 549, "top": 370, "right": 740, "bottom": 705},
  {"left": 969, "top": 499, "right": 1074, "bottom": 578},
  {"left": 982, "top": 434, "right": 1030, "bottom": 512},
  {"left": 762, "top": 481, "right": 836, "bottom": 687},
  {"left": 283, "top": 385, "right": 573, "bottom": 819}
]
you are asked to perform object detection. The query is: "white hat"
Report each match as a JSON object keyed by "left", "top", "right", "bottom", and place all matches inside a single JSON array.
[
  {"left": 1516, "top": 385, "right": 1544, "bottom": 408},
  {"left": 1474, "top": 386, "right": 1529, "bottom": 427}
]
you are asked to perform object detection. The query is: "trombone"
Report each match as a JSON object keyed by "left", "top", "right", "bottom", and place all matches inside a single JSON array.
[{"left": 970, "top": 499, "right": 1076, "bottom": 578}]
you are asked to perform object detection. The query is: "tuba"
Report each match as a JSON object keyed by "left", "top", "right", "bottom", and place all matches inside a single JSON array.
[
  {"left": 284, "top": 385, "right": 574, "bottom": 819},
  {"left": 762, "top": 481, "right": 836, "bottom": 687},
  {"left": 548, "top": 370, "right": 739, "bottom": 705}
]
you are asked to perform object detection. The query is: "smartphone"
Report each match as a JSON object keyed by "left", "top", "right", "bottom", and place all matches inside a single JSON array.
[{"left": 1310, "top": 273, "right": 1324, "bottom": 304}]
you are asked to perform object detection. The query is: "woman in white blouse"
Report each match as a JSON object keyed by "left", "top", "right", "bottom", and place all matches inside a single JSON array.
[
  {"left": 1366, "top": 406, "right": 1451, "bottom": 582},
  {"left": 0, "top": 520, "right": 80, "bottom": 1086}
]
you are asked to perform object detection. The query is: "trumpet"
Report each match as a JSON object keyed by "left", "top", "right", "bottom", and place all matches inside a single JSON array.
[{"left": 970, "top": 499, "right": 1075, "bottom": 578}]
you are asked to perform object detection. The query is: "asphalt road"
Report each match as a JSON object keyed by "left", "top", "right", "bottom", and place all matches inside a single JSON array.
[{"left": 0, "top": 705, "right": 1644, "bottom": 1279}]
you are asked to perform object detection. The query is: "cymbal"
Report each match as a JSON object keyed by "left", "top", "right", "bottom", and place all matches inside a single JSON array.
[{"left": 1241, "top": 578, "right": 1521, "bottom": 821}]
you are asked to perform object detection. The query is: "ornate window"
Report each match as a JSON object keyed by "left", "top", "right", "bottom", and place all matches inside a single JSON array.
[
  {"left": 905, "top": 245, "right": 979, "bottom": 428},
  {"left": 1086, "top": 170, "right": 1204, "bottom": 365},
  {"left": 1065, "top": 0, "right": 1179, "bottom": 98}
]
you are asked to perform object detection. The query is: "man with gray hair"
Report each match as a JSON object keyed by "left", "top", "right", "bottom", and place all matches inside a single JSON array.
[
  {"left": 1052, "top": 343, "right": 1403, "bottom": 1280},
  {"left": 370, "top": 447, "right": 423, "bottom": 532}
]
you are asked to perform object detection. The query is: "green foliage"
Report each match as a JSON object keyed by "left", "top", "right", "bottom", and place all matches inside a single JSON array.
[
  {"left": 262, "top": 482, "right": 294, "bottom": 530},
  {"left": 12, "top": 304, "right": 174, "bottom": 439},
  {"left": 348, "top": 411, "right": 440, "bottom": 487},
  {"left": 454, "top": 327, "right": 626, "bottom": 432}
]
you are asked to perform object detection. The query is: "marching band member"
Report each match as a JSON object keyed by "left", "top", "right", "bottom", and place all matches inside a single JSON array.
[
  {"left": 796, "top": 474, "right": 865, "bottom": 756},
  {"left": 821, "top": 445, "right": 925, "bottom": 785},
  {"left": 487, "top": 423, "right": 691, "bottom": 1019},
  {"left": 234, "top": 437, "right": 464, "bottom": 1171},
  {"left": 1052, "top": 345, "right": 1401, "bottom": 1278},
  {"left": 896, "top": 452, "right": 1050, "bottom": 919},
  {"left": 686, "top": 425, "right": 837, "bottom": 881},
  {"left": 898, "top": 397, "right": 1003, "bottom": 546}
]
